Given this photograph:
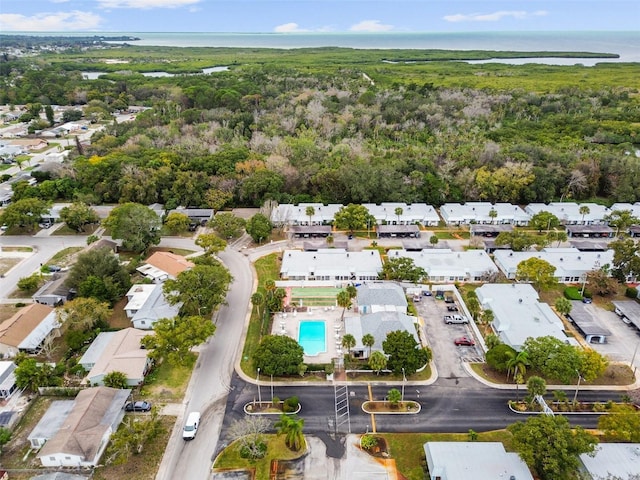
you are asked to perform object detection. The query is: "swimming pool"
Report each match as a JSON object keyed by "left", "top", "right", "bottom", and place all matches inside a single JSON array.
[{"left": 298, "top": 321, "right": 326, "bottom": 356}]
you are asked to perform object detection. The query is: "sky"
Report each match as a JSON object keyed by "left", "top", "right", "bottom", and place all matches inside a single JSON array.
[{"left": 0, "top": 0, "right": 638, "bottom": 33}]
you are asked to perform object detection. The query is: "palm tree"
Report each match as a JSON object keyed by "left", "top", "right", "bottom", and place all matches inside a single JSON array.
[
  {"left": 488, "top": 208, "right": 498, "bottom": 224},
  {"left": 362, "top": 334, "right": 375, "bottom": 357},
  {"left": 579, "top": 205, "right": 590, "bottom": 224},
  {"left": 336, "top": 290, "right": 352, "bottom": 322},
  {"left": 387, "top": 388, "right": 402, "bottom": 408},
  {"left": 251, "top": 292, "right": 266, "bottom": 335},
  {"left": 480, "top": 309, "right": 494, "bottom": 326},
  {"left": 394, "top": 207, "right": 403, "bottom": 225},
  {"left": 506, "top": 350, "right": 530, "bottom": 382},
  {"left": 305, "top": 206, "right": 315, "bottom": 226},
  {"left": 341, "top": 334, "right": 356, "bottom": 358},
  {"left": 275, "top": 414, "right": 305, "bottom": 451},
  {"left": 369, "top": 350, "right": 387, "bottom": 375}
]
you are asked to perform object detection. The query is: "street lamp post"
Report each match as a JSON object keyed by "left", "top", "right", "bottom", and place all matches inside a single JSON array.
[
  {"left": 580, "top": 274, "right": 587, "bottom": 296},
  {"left": 271, "top": 374, "right": 274, "bottom": 402},
  {"left": 631, "top": 339, "right": 640, "bottom": 377},
  {"left": 257, "top": 368, "right": 262, "bottom": 405},
  {"left": 401, "top": 368, "right": 406, "bottom": 402},
  {"left": 573, "top": 370, "right": 582, "bottom": 404}
]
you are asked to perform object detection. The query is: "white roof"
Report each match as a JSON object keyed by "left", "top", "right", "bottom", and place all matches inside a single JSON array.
[
  {"left": 476, "top": 283, "right": 574, "bottom": 350},
  {"left": 579, "top": 443, "right": 640, "bottom": 479},
  {"left": 610, "top": 202, "right": 640, "bottom": 218},
  {"left": 280, "top": 249, "right": 382, "bottom": 279},
  {"left": 270, "top": 203, "right": 344, "bottom": 224},
  {"left": 361, "top": 203, "right": 440, "bottom": 224},
  {"left": 356, "top": 282, "right": 407, "bottom": 308},
  {"left": 131, "top": 283, "right": 180, "bottom": 327},
  {"left": 493, "top": 248, "right": 614, "bottom": 278},
  {"left": 392, "top": 249, "right": 498, "bottom": 279},
  {"left": 440, "top": 202, "right": 530, "bottom": 224},
  {"left": 124, "top": 284, "right": 157, "bottom": 311},
  {"left": 345, "top": 311, "right": 419, "bottom": 351},
  {"left": 525, "top": 202, "right": 611, "bottom": 223},
  {"left": 424, "top": 442, "right": 534, "bottom": 480}
]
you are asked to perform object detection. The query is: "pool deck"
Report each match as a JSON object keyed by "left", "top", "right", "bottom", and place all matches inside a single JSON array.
[{"left": 272, "top": 307, "right": 347, "bottom": 364}]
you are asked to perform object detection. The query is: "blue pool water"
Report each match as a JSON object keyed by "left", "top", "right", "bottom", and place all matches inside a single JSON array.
[{"left": 298, "top": 321, "right": 326, "bottom": 356}]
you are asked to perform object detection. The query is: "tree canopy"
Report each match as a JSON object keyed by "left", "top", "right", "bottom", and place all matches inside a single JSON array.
[
  {"left": 515, "top": 257, "right": 557, "bottom": 291},
  {"left": 334, "top": 204, "right": 375, "bottom": 233},
  {"left": 103, "top": 202, "right": 161, "bottom": 253},
  {"left": 509, "top": 415, "right": 597, "bottom": 480},
  {"left": 245, "top": 213, "right": 272, "bottom": 243},
  {"left": 253, "top": 335, "right": 304, "bottom": 376},
  {"left": 59, "top": 202, "right": 99, "bottom": 232},
  {"left": 163, "top": 262, "right": 232, "bottom": 317},
  {"left": 142, "top": 315, "right": 216, "bottom": 365},
  {"left": 382, "top": 330, "right": 430, "bottom": 375},
  {"left": 379, "top": 256, "right": 426, "bottom": 282},
  {"left": 66, "top": 247, "right": 131, "bottom": 304}
]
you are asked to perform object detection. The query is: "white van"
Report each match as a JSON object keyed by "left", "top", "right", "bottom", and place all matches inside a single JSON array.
[{"left": 182, "top": 411, "right": 200, "bottom": 440}]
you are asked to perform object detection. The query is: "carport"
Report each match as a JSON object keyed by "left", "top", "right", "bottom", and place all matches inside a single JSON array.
[
  {"left": 568, "top": 302, "right": 612, "bottom": 344},
  {"left": 611, "top": 300, "right": 640, "bottom": 330}
]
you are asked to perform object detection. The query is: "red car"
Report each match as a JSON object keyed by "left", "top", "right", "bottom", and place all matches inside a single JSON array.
[{"left": 454, "top": 336, "right": 475, "bottom": 346}]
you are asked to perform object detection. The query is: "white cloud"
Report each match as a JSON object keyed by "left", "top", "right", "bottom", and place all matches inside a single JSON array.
[
  {"left": 349, "top": 20, "right": 394, "bottom": 32},
  {"left": 444, "top": 10, "right": 548, "bottom": 23},
  {"left": 0, "top": 11, "right": 102, "bottom": 31},
  {"left": 274, "top": 22, "right": 308, "bottom": 33},
  {"left": 98, "top": 0, "right": 200, "bottom": 9},
  {"left": 50, "top": 0, "right": 71, "bottom": 3}
]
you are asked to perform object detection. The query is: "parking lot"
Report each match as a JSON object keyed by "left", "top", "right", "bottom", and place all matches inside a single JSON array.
[{"left": 415, "top": 292, "right": 483, "bottom": 380}]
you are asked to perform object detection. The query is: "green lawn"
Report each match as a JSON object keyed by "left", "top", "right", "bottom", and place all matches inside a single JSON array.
[
  {"left": 48, "top": 246, "right": 84, "bottom": 265},
  {"left": 142, "top": 355, "right": 195, "bottom": 402},
  {"left": 213, "top": 435, "right": 304, "bottom": 480}
]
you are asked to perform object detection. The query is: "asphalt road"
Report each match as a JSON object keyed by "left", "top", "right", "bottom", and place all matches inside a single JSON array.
[
  {"left": 156, "top": 238, "right": 254, "bottom": 480},
  {"left": 219, "top": 374, "right": 621, "bottom": 445}
]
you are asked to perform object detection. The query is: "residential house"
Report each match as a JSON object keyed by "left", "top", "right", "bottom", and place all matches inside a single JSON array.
[
  {"left": 475, "top": 283, "right": 576, "bottom": 350},
  {"left": 8, "top": 138, "right": 49, "bottom": 151},
  {"left": 167, "top": 207, "right": 214, "bottom": 226},
  {"left": 344, "top": 311, "right": 419, "bottom": 359},
  {"left": 28, "top": 399, "right": 75, "bottom": 449},
  {"left": 136, "top": 251, "right": 194, "bottom": 283},
  {"left": 423, "top": 442, "right": 534, "bottom": 480},
  {"left": 0, "top": 304, "right": 61, "bottom": 357},
  {"left": 0, "top": 361, "right": 17, "bottom": 399},
  {"left": 280, "top": 249, "right": 382, "bottom": 283},
  {"left": 124, "top": 283, "right": 180, "bottom": 329},
  {"left": 355, "top": 283, "right": 407, "bottom": 314},
  {"left": 79, "top": 328, "right": 153, "bottom": 386},
  {"left": 35, "top": 386, "right": 130, "bottom": 467},
  {"left": 32, "top": 272, "right": 75, "bottom": 306},
  {"left": 440, "top": 202, "right": 530, "bottom": 225},
  {"left": 391, "top": 249, "right": 499, "bottom": 283},
  {"left": 362, "top": 203, "right": 440, "bottom": 226},
  {"left": 525, "top": 202, "right": 610, "bottom": 225},
  {"left": 270, "top": 203, "right": 343, "bottom": 226},
  {"left": 579, "top": 443, "right": 640, "bottom": 480},
  {"left": 493, "top": 248, "right": 614, "bottom": 282}
]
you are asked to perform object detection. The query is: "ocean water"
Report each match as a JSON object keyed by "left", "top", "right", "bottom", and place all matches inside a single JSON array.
[
  {"left": 11, "top": 31, "right": 640, "bottom": 63},
  {"left": 114, "top": 31, "right": 640, "bottom": 62}
]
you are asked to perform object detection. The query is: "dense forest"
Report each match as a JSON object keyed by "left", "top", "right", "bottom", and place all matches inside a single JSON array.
[{"left": 2, "top": 45, "right": 640, "bottom": 209}]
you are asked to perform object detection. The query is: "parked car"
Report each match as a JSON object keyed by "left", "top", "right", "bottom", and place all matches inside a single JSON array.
[
  {"left": 413, "top": 295, "right": 421, "bottom": 302},
  {"left": 435, "top": 290, "right": 445, "bottom": 300},
  {"left": 446, "top": 305, "right": 459, "bottom": 312},
  {"left": 423, "top": 290, "right": 432, "bottom": 296},
  {"left": 444, "top": 296, "right": 455, "bottom": 304},
  {"left": 582, "top": 297, "right": 592, "bottom": 304},
  {"left": 125, "top": 401, "right": 152, "bottom": 412},
  {"left": 454, "top": 335, "right": 475, "bottom": 346},
  {"left": 46, "top": 265, "right": 62, "bottom": 272},
  {"left": 444, "top": 315, "right": 468, "bottom": 325}
]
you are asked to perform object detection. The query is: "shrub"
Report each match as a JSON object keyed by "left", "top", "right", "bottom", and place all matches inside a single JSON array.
[
  {"left": 240, "top": 441, "right": 266, "bottom": 459},
  {"left": 625, "top": 287, "right": 638, "bottom": 299},
  {"left": 486, "top": 344, "right": 517, "bottom": 373},
  {"left": 360, "top": 434, "right": 378, "bottom": 450},
  {"left": 283, "top": 396, "right": 299, "bottom": 413},
  {"left": 564, "top": 287, "right": 582, "bottom": 300},
  {"left": 272, "top": 396, "right": 280, "bottom": 407},
  {"left": 17, "top": 274, "right": 40, "bottom": 293}
]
